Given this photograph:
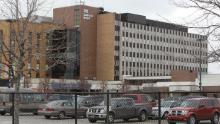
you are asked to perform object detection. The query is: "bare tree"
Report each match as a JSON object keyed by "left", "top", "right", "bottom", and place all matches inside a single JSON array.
[
  {"left": 173, "top": 0, "right": 220, "bottom": 62},
  {"left": 0, "top": 0, "right": 44, "bottom": 123}
]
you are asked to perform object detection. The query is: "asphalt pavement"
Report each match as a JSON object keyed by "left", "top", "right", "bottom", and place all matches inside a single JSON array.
[
  {"left": 0, "top": 114, "right": 165, "bottom": 124},
  {"left": 0, "top": 115, "right": 213, "bottom": 124}
]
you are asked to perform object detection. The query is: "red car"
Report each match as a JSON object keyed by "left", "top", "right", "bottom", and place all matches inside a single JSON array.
[
  {"left": 167, "top": 98, "right": 220, "bottom": 124},
  {"left": 122, "top": 94, "right": 156, "bottom": 107}
]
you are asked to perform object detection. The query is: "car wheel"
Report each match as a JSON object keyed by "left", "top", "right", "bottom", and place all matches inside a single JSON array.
[
  {"left": 44, "top": 115, "right": 51, "bottom": 119},
  {"left": 162, "top": 112, "right": 169, "bottom": 119},
  {"left": 106, "top": 112, "right": 115, "bottom": 123},
  {"left": 138, "top": 111, "right": 147, "bottom": 122},
  {"left": 168, "top": 122, "right": 176, "bottom": 124},
  {"left": 33, "top": 112, "right": 38, "bottom": 115},
  {"left": 88, "top": 118, "right": 97, "bottom": 123},
  {"left": 0, "top": 111, "right": 6, "bottom": 116},
  {"left": 211, "top": 113, "right": 219, "bottom": 124},
  {"left": 123, "top": 118, "right": 129, "bottom": 122},
  {"left": 187, "top": 115, "right": 197, "bottom": 124},
  {"left": 57, "top": 112, "right": 65, "bottom": 120},
  {"left": 9, "top": 109, "right": 13, "bottom": 116}
]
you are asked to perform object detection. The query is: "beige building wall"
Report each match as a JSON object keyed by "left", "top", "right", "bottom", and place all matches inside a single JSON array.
[
  {"left": 0, "top": 20, "right": 60, "bottom": 79},
  {"left": 96, "top": 13, "right": 115, "bottom": 80}
]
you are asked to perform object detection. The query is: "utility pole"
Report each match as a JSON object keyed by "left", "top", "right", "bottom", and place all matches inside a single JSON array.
[{"left": 199, "top": 38, "right": 202, "bottom": 92}]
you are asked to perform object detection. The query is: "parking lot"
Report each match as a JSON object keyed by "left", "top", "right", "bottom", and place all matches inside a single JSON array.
[
  {"left": 0, "top": 114, "right": 215, "bottom": 124},
  {"left": 0, "top": 115, "right": 165, "bottom": 124}
]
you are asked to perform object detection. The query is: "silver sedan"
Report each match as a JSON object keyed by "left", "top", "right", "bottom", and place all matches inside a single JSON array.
[{"left": 38, "top": 100, "right": 87, "bottom": 119}]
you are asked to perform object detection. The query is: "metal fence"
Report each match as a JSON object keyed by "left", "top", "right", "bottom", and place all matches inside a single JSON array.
[{"left": 0, "top": 91, "right": 220, "bottom": 124}]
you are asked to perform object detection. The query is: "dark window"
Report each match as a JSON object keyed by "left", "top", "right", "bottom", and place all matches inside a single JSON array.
[
  {"left": 115, "top": 36, "right": 120, "bottom": 41},
  {"left": 115, "top": 25, "right": 120, "bottom": 31}
]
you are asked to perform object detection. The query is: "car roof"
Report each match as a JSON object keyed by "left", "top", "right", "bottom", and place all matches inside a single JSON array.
[
  {"left": 48, "top": 100, "right": 69, "bottom": 103},
  {"left": 123, "top": 94, "right": 149, "bottom": 96},
  {"left": 186, "top": 97, "right": 215, "bottom": 101},
  {"left": 113, "top": 97, "right": 133, "bottom": 100}
]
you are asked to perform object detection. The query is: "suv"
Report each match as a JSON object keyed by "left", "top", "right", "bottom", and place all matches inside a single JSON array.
[
  {"left": 122, "top": 94, "right": 155, "bottom": 106},
  {"left": 79, "top": 95, "right": 104, "bottom": 107},
  {"left": 87, "top": 97, "right": 151, "bottom": 123},
  {"left": 167, "top": 98, "right": 220, "bottom": 124}
]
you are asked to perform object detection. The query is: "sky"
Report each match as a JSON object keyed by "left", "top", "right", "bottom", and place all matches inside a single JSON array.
[{"left": 2, "top": 0, "right": 220, "bottom": 74}]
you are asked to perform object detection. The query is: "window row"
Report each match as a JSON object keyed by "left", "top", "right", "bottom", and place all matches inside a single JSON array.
[
  {"left": 122, "top": 22, "right": 206, "bottom": 39},
  {"left": 122, "top": 66, "right": 207, "bottom": 77},
  {"left": 122, "top": 32, "right": 207, "bottom": 48},
  {"left": 122, "top": 41, "right": 207, "bottom": 56},
  {"left": 122, "top": 61, "right": 207, "bottom": 69}
]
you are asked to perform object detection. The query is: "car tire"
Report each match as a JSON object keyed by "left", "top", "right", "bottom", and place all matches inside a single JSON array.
[
  {"left": 162, "top": 112, "right": 169, "bottom": 119},
  {"left": 33, "top": 112, "right": 38, "bottom": 115},
  {"left": 9, "top": 109, "right": 13, "bottom": 116},
  {"left": 123, "top": 118, "right": 129, "bottom": 122},
  {"left": 57, "top": 112, "right": 65, "bottom": 120},
  {"left": 187, "top": 115, "right": 197, "bottom": 124},
  {"left": 211, "top": 113, "right": 219, "bottom": 124},
  {"left": 168, "top": 122, "right": 176, "bottom": 124},
  {"left": 138, "top": 111, "right": 147, "bottom": 122},
  {"left": 88, "top": 118, "right": 97, "bottom": 123},
  {"left": 44, "top": 115, "right": 51, "bottom": 119},
  {"left": 106, "top": 112, "right": 115, "bottom": 123},
  {"left": 0, "top": 111, "right": 6, "bottom": 116}
]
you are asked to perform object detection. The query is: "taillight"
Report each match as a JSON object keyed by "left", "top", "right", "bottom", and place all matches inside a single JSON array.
[{"left": 46, "top": 108, "right": 54, "bottom": 111}]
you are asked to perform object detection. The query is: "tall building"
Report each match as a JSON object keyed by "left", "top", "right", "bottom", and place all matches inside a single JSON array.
[
  {"left": 0, "top": 19, "right": 60, "bottom": 80},
  {"left": 54, "top": 5, "right": 100, "bottom": 80},
  {"left": 53, "top": 5, "right": 208, "bottom": 81}
]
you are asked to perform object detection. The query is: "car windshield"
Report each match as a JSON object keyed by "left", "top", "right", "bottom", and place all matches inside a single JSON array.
[
  {"left": 171, "top": 101, "right": 182, "bottom": 108},
  {"left": 161, "top": 101, "right": 174, "bottom": 107},
  {"left": 180, "top": 100, "right": 199, "bottom": 108},
  {"left": 99, "top": 99, "right": 121, "bottom": 106},
  {"left": 124, "top": 95, "right": 137, "bottom": 100},
  {"left": 47, "top": 101, "right": 63, "bottom": 106}
]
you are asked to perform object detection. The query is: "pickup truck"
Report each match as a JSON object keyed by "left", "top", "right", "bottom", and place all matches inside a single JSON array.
[{"left": 86, "top": 97, "right": 152, "bottom": 123}]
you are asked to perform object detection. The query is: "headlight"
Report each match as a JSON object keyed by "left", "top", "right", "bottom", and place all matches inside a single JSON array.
[
  {"left": 182, "top": 110, "right": 188, "bottom": 115},
  {"left": 100, "top": 109, "right": 105, "bottom": 113},
  {"left": 169, "top": 109, "right": 172, "bottom": 114}
]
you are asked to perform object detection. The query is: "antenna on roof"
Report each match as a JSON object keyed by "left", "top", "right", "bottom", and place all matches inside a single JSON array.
[
  {"left": 156, "top": 13, "right": 172, "bottom": 23},
  {"left": 74, "top": 0, "right": 85, "bottom": 5},
  {"left": 80, "top": 0, "right": 85, "bottom": 5}
]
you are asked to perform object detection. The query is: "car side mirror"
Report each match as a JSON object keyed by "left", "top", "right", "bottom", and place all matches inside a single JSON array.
[{"left": 199, "top": 104, "right": 205, "bottom": 108}]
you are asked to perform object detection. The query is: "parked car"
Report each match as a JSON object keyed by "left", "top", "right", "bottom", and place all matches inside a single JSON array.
[
  {"left": 87, "top": 97, "right": 152, "bottom": 123},
  {"left": 167, "top": 98, "right": 220, "bottom": 124},
  {"left": 47, "top": 94, "right": 75, "bottom": 101},
  {"left": 0, "top": 93, "right": 46, "bottom": 115},
  {"left": 122, "top": 94, "right": 155, "bottom": 106},
  {"left": 79, "top": 95, "right": 104, "bottom": 107},
  {"left": 151, "top": 100, "right": 177, "bottom": 119},
  {"left": 38, "top": 100, "right": 88, "bottom": 119}
]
